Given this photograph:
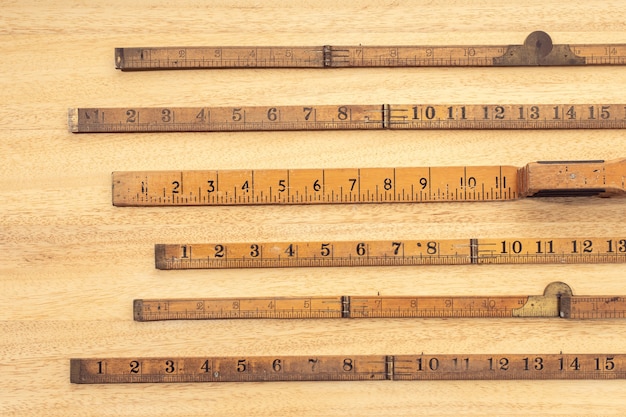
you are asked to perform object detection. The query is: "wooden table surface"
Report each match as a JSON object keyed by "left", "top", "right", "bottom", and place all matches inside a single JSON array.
[{"left": 2, "top": 1, "right": 626, "bottom": 415}]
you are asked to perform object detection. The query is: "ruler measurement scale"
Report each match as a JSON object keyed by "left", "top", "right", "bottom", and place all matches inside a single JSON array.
[
  {"left": 155, "top": 237, "right": 626, "bottom": 269},
  {"left": 133, "top": 282, "right": 626, "bottom": 322},
  {"left": 114, "top": 31, "right": 626, "bottom": 70},
  {"left": 71, "top": 353, "right": 626, "bottom": 383},
  {"left": 70, "top": 104, "right": 626, "bottom": 133},
  {"left": 112, "top": 159, "right": 626, "bottom": 206}
]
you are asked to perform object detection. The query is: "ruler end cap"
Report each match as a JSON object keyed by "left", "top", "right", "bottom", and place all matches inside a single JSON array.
[
  {"left": 133, "top": 299, "right": 145, "bottom": 321},
  {"left": 154, "top": 244, "right": 167, "bottom": 269},
  {"left": 68, "top": 108, "right": 79, "bottom": 133},
  {"left": 115, "top": 48, "right": 124, "bottom": 70},
  {"left": 69, "top": 359, "right": 83, "bottom": 383}
]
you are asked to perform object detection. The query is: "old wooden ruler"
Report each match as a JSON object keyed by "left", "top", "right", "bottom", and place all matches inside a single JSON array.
[
  {"left": 114, "top": 31, "right": 626, "bottom": 70},
  {"left": 71, "top": 353, "right": 626, "bottom": 383},
  {"left": 69, "top": 103, "right": 626, "bottom": 132},
  {"left": 133, "top": 282, "right": 626, "bottom": 321},
  {"left": 154, "top": 236, "right": 626, "bottom": 269},
  {"left": 112, "top": 158, "right": 625, "bottom": 206}
]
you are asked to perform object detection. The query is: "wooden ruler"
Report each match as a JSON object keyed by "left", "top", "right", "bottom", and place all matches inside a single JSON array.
[
  {"left": 69, "top": 103, "right": 626, "bottom": 133},
  {"left": 112, "top": 158, "right": 625, "bottom": 206},
  {"left": 114, "top": 31, "right": 626, "bottom": 70},
  {"left": 133, "top": 282, "right": 626, "bottom": 321},
  {"left": 155, "top": 237, "right": 626, "bottom": 269},
  {"left": 71, "top": 353, "right": 626, "bottom": 383}
]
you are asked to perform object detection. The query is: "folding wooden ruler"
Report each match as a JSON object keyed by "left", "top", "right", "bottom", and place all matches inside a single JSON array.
[
  {"left": 69, "top": 103, "right": 626, "bottom": 133},
  {"left": 133, "top": 282, "right": 626, "bottom": 321},
  {"left": 155, "top": 237, "right": 626, "bottom": 269},
  {"left": 71, "top": 353, "right": 626, "bottom": 383},
  {"left": 114, "top": 31, "right": 626, "bottom": 70},
  {"left": 112, "top": 158, "right": 625, "bottom": 206}
]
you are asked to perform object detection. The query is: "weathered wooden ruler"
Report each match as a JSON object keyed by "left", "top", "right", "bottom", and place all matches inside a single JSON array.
[
  {"left": 155, "top": 237, "right": 626, "bottom": 269},
  {"left": 133, "top": 282, "right": 626, "bottom": 321},
  {"left": 69, "top": 104, "right": 626, "bottom": 132},
  {"left": 112, "top": 158, "right": 625, "bottom": 206},
  {"left": 114, "top": 31, "right": 626, "bottom": 70},
  {"left": 71, "top": 353, "right": 626, "bottom": 383}
]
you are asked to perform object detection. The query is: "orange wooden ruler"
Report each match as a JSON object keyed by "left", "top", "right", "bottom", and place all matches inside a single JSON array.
[
  {"left": 155, "top": 237, "right": 626, "bottom": 269},
  {"left": 112, "top": 158, "right": 625, "bottom": 206}
]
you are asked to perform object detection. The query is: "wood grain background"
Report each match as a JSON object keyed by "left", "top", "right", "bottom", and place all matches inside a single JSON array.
[{"left": 2, "top": 1, "right": 625, "bottom": 415}]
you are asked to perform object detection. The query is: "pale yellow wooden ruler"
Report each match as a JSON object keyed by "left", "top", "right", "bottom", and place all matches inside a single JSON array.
[{"left": 114, "top": 31, "right": 626, "bottom": 70}]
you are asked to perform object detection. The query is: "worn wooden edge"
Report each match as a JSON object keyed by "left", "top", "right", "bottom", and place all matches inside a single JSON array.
[
  {"left": 154, "top": 244, "right": 167, "bottom": 269},
  {"left": 111, "top": 172, "right": 115, "bottom": 206},
  {"left": 67, "top": 108, "right": 78, "bottom": 133},
  {"left": 69, "top": 359, "right": 82, "bottom": 383},
  {"left": 133, "top": 300, "right": 145, "bottom": 322},
  {"left": 115, "top": 48, "right": 124, "bottom": 69}
]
